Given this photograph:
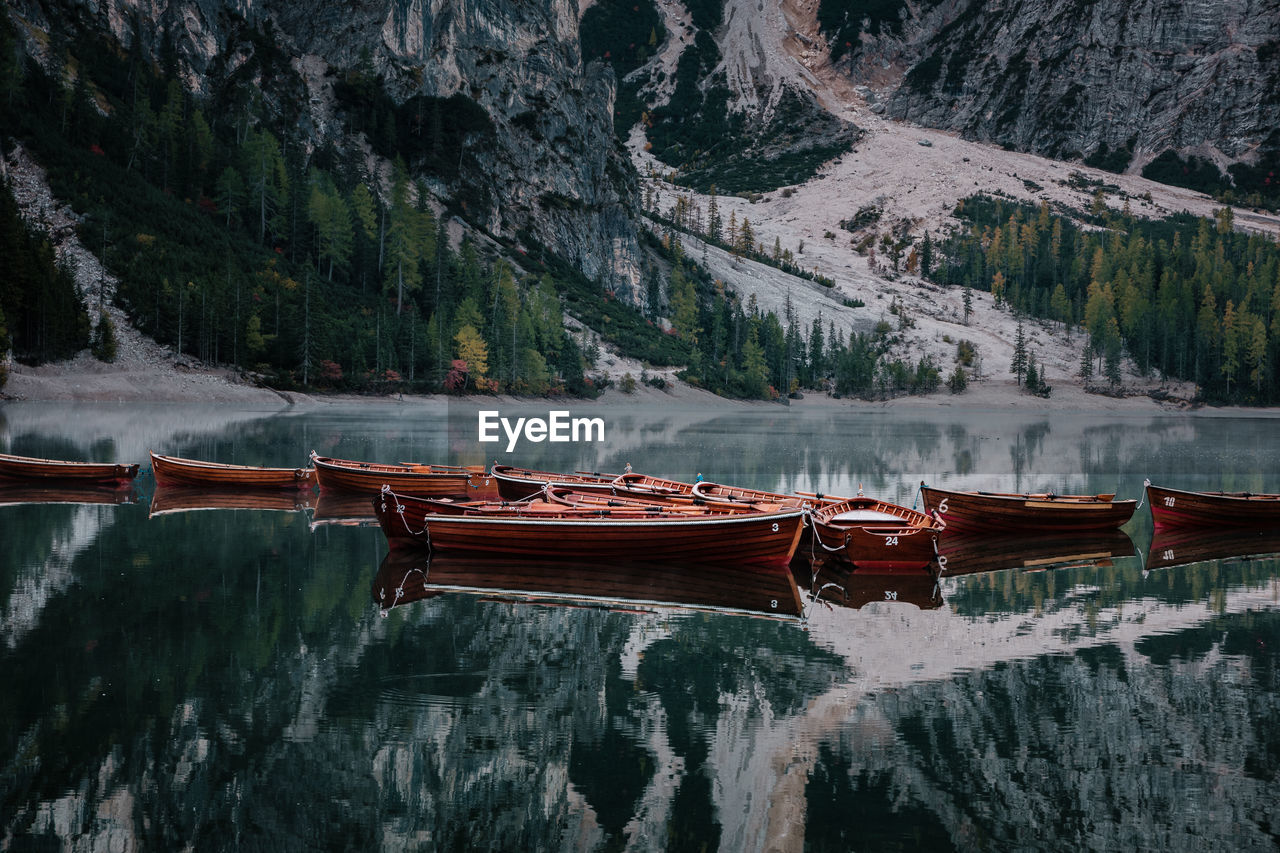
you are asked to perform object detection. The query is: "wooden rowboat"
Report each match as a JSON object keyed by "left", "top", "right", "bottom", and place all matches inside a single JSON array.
[
  {"left": 149, "top": 485, "right": 315, "bottom": 517},
  {"left": 0, "top": 451, "right": 138, "bottom": 486},
  {"left": 373, "top": 487, "right": 806, "bottom": 567},
  {"left": 919, "top": 482, "right": 1137, "bottom": 533},
  {"left": 1145, "top": 481, "right": 1280, "bottom": 529},
  {"left": 151, "top": 452, "right": 315, "bottom": 490},
  {"left": 608, "top": 472, "right": 697, "bottom": 497},
  {"left": 809, "top": 497, "right": 944, "bottom": 572},
  {"left": 310, "top": 451, "right": 497, "bottom": 498},
  {"left": 491, "top": 465, "right": 617, "bottom": 500},
  {"left": 374, "top": 551, "right": 805, "bottom": 619},
  {"left": 691, "top": 481, "right": 838, "bottom": 508}
]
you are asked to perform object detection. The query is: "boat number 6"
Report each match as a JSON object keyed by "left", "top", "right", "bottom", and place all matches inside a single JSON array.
[
  {"left": 938, "top": 498, "right": 949, "bottom": 514},
  {"left": 1163, "top": 496, "right": 1175, "bottom": 507},
  {"left": 885, "top": 536, "right": 899, "bottom": 546},
  {"left": 771, "top": 523, "right": 779, "bottom": 532}
]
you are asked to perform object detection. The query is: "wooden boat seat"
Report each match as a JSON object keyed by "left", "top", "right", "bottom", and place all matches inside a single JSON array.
[{"left": 829, "top": 509, "right": 903, "bottom": 523}]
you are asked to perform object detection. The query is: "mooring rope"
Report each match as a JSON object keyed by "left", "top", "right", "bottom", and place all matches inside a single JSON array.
[{"left": 1134, "top": 478, "right": 1150, "bottom": 511}]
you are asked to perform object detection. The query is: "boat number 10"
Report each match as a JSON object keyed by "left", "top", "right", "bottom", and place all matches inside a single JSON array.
[{"left": 1163, "top": 496, "right": 1175, "bottom": 507}]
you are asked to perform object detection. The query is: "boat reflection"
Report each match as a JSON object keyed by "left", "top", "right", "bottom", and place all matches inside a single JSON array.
[
  {"left": 148, "top": 484, "right": 315, "bottom": 517},
  {"left": 937, "top": 528, "right": 1137, "bottom": 577},
  {"left": 308, "top": 491, "right": 379, "bottom": 530},
  {"left": 373, "top": 550, "right": 805, "bottom": 619},
  {"left": 796, "top": 561, "right": 943, "bottom": 610},
  {"left": 1145, "top": 525, "right": 1280, "bottom": 572},
  {"left": 0, "top": 483, "right": 138, "bottom": 507}
]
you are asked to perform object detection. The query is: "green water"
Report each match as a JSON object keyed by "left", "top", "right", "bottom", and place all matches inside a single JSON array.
[{"left": 2, "top": 401, "right": 1279, "bottom": 850}]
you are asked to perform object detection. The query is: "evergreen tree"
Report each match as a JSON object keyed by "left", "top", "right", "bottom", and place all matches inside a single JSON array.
[
  {"left": 91, "top": 311, "right": 117, "bottom": 363},
  {"left": 1010, "top": 322, "right": 1028, "bottom": 385},
  {"left": 1104, "top": 317, "right": 1123, "bottom": 386}
]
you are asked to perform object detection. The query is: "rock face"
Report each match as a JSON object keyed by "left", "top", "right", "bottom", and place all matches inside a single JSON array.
[
  {"left": 836, "top": 0, "right": 1280, "bottom": 171},
  {"left": 14, "top": 0, "right": 644, "bottom": 302}
]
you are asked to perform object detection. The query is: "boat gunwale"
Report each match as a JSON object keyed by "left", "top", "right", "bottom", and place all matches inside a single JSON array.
[
  {"left": 310, "top": 451, "right": 487, "bottom": 479},
  {"left": 1145, "top": 482, "right": 1280, "bottom": 503},
  {"left": 151, "top": 452, "right": 313, "bottom": 476},
  {"left": 920, "top": 483, "right": 1133, "bottom": 507}
]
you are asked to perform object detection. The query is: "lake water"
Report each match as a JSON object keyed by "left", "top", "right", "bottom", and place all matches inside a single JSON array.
[{"left": 2, "top": 400, "right": 1279, "bottom": 851}]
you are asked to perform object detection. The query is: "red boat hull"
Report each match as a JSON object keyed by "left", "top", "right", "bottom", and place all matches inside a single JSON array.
[
  {"left": 373, "top": 491, "right": 805, "bottom": 568},
  {"left": 491, "top": 466, "right": 616, "bottom": 501},
  {"left": 0, "top": 452, "right": 138, "bottom": 487},
  {"left": 311, "top": 453, "right": 497, "bottom": 498},
  {"left": 807, "top": 496, "right": 943, "bottom": 571},
  {"left": 921, "top": 484, "right": 1136, "bottom": 533},
  {"left": 151, "top": 453, "right": 314, "bottom": 490},
  {"left": 1146, "top": 482, "right": 1280, "bottom": 529}
]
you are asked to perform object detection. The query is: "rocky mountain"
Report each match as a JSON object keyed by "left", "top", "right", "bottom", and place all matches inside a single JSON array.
[
  {"left": 9, "top": 0, "right": 646, "bottom": 302},
  {"left": 819, "top": 0, "right": 1280, "bottom": 192}
]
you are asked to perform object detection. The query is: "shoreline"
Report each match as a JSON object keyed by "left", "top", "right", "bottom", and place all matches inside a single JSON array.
[{"left": 6, "top": 355, "right": 1280, "bottom": 418}]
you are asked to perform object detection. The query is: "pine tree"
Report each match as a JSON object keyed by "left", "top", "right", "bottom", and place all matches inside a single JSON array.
[
  {"left": 1221, "top": 300, "right": 1240, "bottom": 395},
  {"left": 963, "top": 286, "right": 973, "bottom": 324},
  {"left": 1104, "top": 317, "right": 1123, "bottom": 386},
  {"left": 706, "top": 186, "right": 721, "bottom": 243},
  {"left": 1011, "top": 322, "right": 1028, "bottom": 385},
  {"left": 91, "top": 311, "right": 117, "bottom": 363}
]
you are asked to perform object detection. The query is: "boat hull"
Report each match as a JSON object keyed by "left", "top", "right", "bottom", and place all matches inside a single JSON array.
[
  {"left": 373, "top": 491, "right": 805, "bottom": 568},
  {"left": 492, "top": 466, "right": 616, "bottom": 501},
  {"left": 810, "top": 519, "right": 940, "bottom": 572},
  {"left": 807, "top": 496, "right": 943, "bottom": 571},
  {"left": 311, "top": 453, "right": 497, "bottom": 498},
  {"left": 0, "top": 452, "right": 138, "bottom": 486},
  {"left": 921, "top": 484, "right": 1136, "bottom": 533},
  {"left": 151, "top": 453, "right": 314, "bottom": 490},
  {"left": 1146, "top": 482, "right": 1280, "bottom": 529}
]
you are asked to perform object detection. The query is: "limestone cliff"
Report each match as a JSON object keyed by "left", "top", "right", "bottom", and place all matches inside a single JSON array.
[
  {"left": 825, "top": 0, "right": 1280, "bottom": 173},
  {"left": 11, "top": 0, "right": 645, "bottom": 302}
]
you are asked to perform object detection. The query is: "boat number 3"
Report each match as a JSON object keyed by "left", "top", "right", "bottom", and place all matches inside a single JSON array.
[
  {"left": 771, "top": 599, "right": 778, "bottom": 609},
  {"left": 771, "top": 523, "right": 779, "bottom": 532},
  {"left": 884, "top": 535, "right": 899, "bottom": 546},
  {"left": 1163, "top": 496, "right": 1175, "bottom": 507},
  {"left": 938, "top": 498, "right": 949, "bottom": 514},
  {"left": 884, "top": 591, "right": 898, "bottom": 601}
]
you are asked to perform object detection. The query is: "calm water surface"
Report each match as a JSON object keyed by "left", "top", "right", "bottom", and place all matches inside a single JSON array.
[{"left": 2, "top": 401, "right": 1280, "bottom": 851}]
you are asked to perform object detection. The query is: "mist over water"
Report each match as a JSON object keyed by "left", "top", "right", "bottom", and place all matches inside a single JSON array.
[{"left": 2, "top": 402, "right": 1279, "bottom": 850}]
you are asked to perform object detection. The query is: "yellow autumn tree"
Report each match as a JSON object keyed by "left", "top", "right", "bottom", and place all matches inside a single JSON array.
[{"left": 454, "top": 324, "right": 489, "bottom": 391}]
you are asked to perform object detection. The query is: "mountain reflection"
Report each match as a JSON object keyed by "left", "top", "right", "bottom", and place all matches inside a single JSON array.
[{"left": 3, "top": 405, "right": 1280, "bottom": 849}]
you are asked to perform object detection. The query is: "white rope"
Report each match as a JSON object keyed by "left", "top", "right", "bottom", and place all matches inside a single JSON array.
[
  {"left": 382, "top": 486, "right": 429, "bottom": 537},
  {"left": 1134, "top": 478, "right": 1150, "bottom": 511}
]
